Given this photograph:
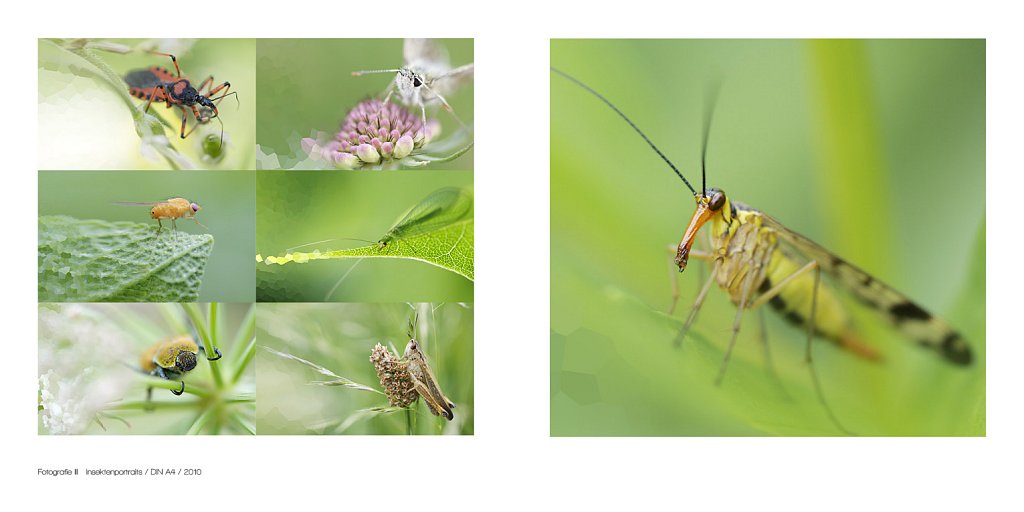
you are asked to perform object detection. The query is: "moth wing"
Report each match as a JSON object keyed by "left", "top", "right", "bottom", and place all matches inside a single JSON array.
[
  {"left": 404, "top": 38, "right": 450, "bottom": 70},
  {"left": 430, "top": 63, "right": 474, "bottom": 96},
  {"left": 759, "top": 211, "right": 972, "bottom": 365}
]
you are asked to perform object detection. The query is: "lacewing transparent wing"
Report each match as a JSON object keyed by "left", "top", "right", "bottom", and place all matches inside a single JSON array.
[{"left": 377, "top": 187, "right": 473, "bottom": 246}]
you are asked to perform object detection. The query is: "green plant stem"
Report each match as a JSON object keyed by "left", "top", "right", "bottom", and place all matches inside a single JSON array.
[
  {"left": 228, "top": 305, "right": 256, "bottom": 369},
  {"left": 182, "top": 304, "right": 223, "bottom": 387},
  {"left": 207, "top": 303, "right": 224, "bottom": 387},
  {"left": 187, "top": 407, "right": 217, "bottom": 435},
  {"left": 231, "top": 336, "right": 257, "bottom": 385}
]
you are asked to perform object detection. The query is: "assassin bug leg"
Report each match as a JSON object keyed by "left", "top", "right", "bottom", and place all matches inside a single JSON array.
[
  {"left": 142, "top": 83, "right": 166, "bottom": 114},
  {"left": 147, "top": 51, "right": 182, "bottom": 78}
]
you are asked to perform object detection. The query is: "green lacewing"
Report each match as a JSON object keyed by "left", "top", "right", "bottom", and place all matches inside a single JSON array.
[{"left": 376, "top": 186, "right": 473, "bottom": 248}]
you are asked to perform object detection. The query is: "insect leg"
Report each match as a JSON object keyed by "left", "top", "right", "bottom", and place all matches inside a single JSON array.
[
  {"left": 200, "top": 345, "right": 223, "bottom": 361},
  {"left": 156, "top": 219, "right": 163, "bottom": 233},
  {"left": 672, "top": 257, "right": 719, "bottom": 348},
  {"left": 207, "top": 81, "right": 232, "bottom": 100},
  {"left": 666, "top": 244, "right": 714, "bottom": 315},
  {"left": 421, "top": 81, "right": 469, "bottom": 131},
  {"left": 410, "top": 374, "right": 453, "bottom": 420},
  {"left": 189, "top": 216, "right": 208, "bottom": 230},
  {"left": 143, "top": 84, "right": 165, "bottom": 114},
  {"left": 148, "top": 51, "right": 182, "bottom": 78},
  {"left": 714, "top": 264, "right": 758, "bottom": 386},
  {"left": 178, "top": 106, "right": 189, "bottom": 139},
  {"left": 804, "top": 266, "right": 855, "bottom": 435},
  {"left": 196, "top": 75, "right": 215, "bottom": 94},
  {"left": 758, "top": 308, "right": 790, "bottom": 397},
  {"left": 181, "top": 105, "right": 205, "bottom": 140},
  {"left": 747, "top": 260, "right": 818, "bottom": 311}
]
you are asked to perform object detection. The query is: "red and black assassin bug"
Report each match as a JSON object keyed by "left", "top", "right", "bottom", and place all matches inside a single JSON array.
[{"left": 124, "top": 51, "right": 236, "bottom": 142}]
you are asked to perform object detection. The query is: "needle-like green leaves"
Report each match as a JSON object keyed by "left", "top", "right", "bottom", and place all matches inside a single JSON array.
[{"left": 38, "top": 215, "right": 214, "bottom": 302}]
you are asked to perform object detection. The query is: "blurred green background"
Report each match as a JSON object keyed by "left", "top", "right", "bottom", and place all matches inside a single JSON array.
[
  {"left": 256, "top": 171, "right": 473, "bottom": 302},
  {"left": 39, "top": 171, "right": 255, "bottom": 302},
  {"left": 551, "top": 39, "right": 985, "bottom": 436},
  {"left": 256, "top": 303, "right": 473, "bottom": 435},
  {"left": 255, "top": 38, "right": 473, "bottom": 169},
  {"left": 38, "top": 303, "right": 254, "bottom": 435},
  {"left": 38, "top": 38, "right": 256, "bottom": 170}
]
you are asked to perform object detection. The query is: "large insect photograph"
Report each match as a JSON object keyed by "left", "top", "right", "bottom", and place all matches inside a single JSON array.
[
  {"left": 550, "top": 39, "right": 984, "bottom": 436},
  {"left": 255, "top": 38, "right": 474, "bottom": 170},
  {"left": 38, "top": 38, "right": 256, "bottom": 170}
]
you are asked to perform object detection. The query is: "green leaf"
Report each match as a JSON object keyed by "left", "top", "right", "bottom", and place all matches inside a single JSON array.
[
  {"left": 258, "top": 188, "right": 474, "bottom": 281},
  {"left": 38, "top": 215, "right": 214, "bottom": 302}
]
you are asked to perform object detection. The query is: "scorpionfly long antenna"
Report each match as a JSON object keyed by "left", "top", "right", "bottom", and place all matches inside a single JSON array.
[
  {"left": 551, "top": 67, "right": 697, "bottom": 195},
  {"left": 701, "top": 81, "right": 723, "bottom": 196}
]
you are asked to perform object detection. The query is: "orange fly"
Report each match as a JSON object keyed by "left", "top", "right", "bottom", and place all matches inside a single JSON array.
[{"left": 114, "top": 197, "right": 206, "bottom": 233}]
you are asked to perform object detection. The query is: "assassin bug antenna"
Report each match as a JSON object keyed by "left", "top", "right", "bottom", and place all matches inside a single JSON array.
[{"left": 551, "top": 67, "right": 697, "bottom": 195}]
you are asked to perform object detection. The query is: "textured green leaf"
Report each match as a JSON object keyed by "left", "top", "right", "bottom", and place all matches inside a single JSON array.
[
  {"left": 258, "top": 188, "right": 474, "bottom": 281},
  {"left": 38, "top": 215, "right": 214, "bottom": 302}
]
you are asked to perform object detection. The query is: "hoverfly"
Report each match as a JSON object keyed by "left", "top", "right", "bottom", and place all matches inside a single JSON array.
[
  {"left": 352, "top": 38, "right": 473, "bottom": 128},
  {"left": 551, "top": 67, "right": 974, "bottom": 433},
  {"left": 114, "top": 197, "right": 207, "bottom": 233}
]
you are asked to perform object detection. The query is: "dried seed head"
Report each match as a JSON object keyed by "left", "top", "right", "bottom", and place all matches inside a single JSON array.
[
  {"left": 303, "top": 99, "right": 441, "bottom": 170},
  {"left": 370, "top": 343, "right": 417, "bottom": 408}
]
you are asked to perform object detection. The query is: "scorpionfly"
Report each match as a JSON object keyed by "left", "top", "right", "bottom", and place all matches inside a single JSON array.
[{"left": 124, "top": 51, "right": 236, "bottom": 143}]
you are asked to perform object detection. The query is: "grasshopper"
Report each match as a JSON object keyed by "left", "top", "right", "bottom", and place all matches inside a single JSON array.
[{"left": 404, "top": 333, "right": 455, "bottom": 421}]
